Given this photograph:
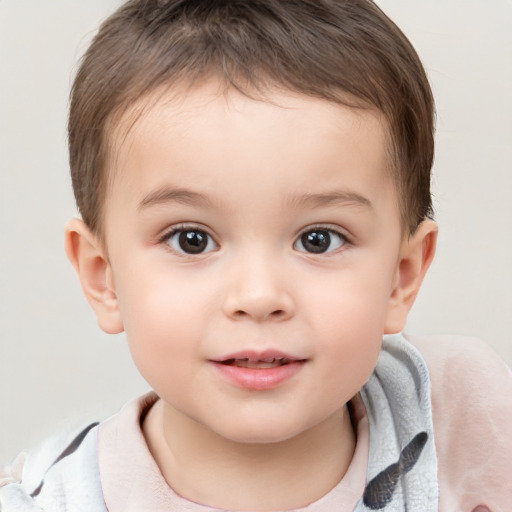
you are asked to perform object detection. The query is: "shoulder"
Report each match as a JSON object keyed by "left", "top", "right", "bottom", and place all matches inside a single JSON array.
[
  {"left": 406, "top": 334, "right": 512, "bottom": 421},
  {"left": 407, "top": 333, "right": 509, "bottom": 373},
  {"left": 406, "top": 334, "right": 512, "bottom": 512},
  {"left": 0, "top": 422, "right": 106, "bottom": 512}
]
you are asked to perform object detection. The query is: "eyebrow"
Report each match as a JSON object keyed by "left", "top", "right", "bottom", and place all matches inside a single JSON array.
[
  {"left": 138, "top": 187, "right": 372, "bottom": 212},
  {"left": 138, "top": 187, "right": 211, "bottom": 211},
  {"left": 288, "top": 190, "right": 373, "bottom": 210}
]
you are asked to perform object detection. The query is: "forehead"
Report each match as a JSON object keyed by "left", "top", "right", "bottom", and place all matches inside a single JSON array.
[
  {"left": 105, "top": 82, "right": 398, "bottom": 223},
  {"left": 110, "top": 79, "right": 392, "bottom": 150}
]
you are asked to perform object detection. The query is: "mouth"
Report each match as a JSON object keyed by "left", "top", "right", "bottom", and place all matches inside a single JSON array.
[
  {"left": 210, "top": 351, "right": 306, "bottom": 390},
  {"left": 220, "top": 357, "right": 295, "bottom": 369}
]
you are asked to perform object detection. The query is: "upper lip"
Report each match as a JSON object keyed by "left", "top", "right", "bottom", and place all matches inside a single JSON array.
[{"left": 210, "top": 350, "right": 305, "bottom": 363}]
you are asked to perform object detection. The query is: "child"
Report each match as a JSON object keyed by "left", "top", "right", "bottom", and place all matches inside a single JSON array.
[{"left": 1, "top": 0, "right": 511, "bottom": 510}]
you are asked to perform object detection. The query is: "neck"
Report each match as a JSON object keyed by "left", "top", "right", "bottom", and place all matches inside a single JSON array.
[{"left": 143, "top": 399, "right": 356, "bottom": 511}]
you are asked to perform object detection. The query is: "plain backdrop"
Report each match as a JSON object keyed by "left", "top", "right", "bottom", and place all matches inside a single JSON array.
[{"left": 1, "top": 1, "right": 511, "bottom": 463}]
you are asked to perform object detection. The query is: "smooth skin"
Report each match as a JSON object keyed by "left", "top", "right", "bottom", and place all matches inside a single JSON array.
[{"left": 66, "top": 81, "right": 437, "bottom": 511}]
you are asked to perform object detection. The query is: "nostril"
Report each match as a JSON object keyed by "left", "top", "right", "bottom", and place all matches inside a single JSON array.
[{"left": 231, "top": 309, "right": 287, "bottom": 320}]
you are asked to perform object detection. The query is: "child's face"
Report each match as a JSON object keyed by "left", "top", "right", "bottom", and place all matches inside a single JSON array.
[{"left": 99, "top": 82, "right": 414, "bottom": 443}]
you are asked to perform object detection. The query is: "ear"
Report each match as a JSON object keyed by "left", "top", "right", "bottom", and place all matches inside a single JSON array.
[
  {"left": 384, "top": 220, "right": 438, "bottom": 334},
  {"left": 65, "top": 218, "right": 124, "bottom": 334}
]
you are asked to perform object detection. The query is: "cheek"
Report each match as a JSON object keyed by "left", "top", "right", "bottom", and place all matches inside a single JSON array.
[
  {"left": 114, "top": 264, "right": 213, "bottom": 375},
  {"left": 118, "top": 257, "right": 210, "bottom": 325},
  {"left": 318, "top": 315, "right": 382, "bottom": 405},
  {"left": 304, "top": 261, "right": 394, "bottom": 332},
  {"left": 303, "top": 267, "right": 393, "bottom": 395}
]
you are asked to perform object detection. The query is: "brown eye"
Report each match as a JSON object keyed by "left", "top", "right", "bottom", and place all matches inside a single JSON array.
[
  {"left": 294, "top": 229, "right": 345, "bottom": 254},
  {"left": 167, "top": 229, "right": 217, "bottom": 255}
]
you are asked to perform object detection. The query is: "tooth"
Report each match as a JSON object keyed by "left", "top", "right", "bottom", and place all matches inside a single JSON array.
[
  {"left": 261, "top": 358, "right": 275, "bottom": 363},
  {"left": 257, "top": 361, "right": 277, "bottom": 368}
]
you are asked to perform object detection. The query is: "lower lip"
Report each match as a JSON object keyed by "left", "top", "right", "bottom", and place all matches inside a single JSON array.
[{"left": 210, "top": 361, "right": 305, "bottom": 391}]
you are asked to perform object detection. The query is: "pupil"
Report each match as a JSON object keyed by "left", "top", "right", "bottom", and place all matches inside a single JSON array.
[
  {"left": 302, "top": 231, "right": 330, "bottom": 253},
  {"left": 179, "top": 230, "right": 207, "bottom": 254}
]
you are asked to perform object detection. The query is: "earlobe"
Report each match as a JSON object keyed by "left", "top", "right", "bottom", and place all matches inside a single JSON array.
[
  {"left": 65, "top": 218, "right": 124, "bottom": 334},
  {"left": 384, "top": 220, "right": 438, "bottom": 334}
]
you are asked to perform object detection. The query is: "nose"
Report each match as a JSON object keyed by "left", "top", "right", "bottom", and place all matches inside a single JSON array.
[{"left": 222, "top": 253, "right": 295, "bottom": 322}]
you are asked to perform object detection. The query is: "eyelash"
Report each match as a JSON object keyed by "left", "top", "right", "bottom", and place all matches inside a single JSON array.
[
  {"left": 158, "top": 224, "right": 350, "bottom": 256},
  {"left": 293, "top": 226, "right": 350, "bottom": 255},
  {"left": 159, "top": 224, "right": 218, "bottom": 256}
]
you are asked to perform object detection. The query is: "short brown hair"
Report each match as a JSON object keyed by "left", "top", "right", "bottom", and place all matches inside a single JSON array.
[{"left": 69, "top": 0, "right": 435, "bottom": 237}]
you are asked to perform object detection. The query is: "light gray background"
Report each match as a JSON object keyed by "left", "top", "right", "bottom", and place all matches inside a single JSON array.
[{"left": 1, "top": 1, "right": 511, "bottom": 463}]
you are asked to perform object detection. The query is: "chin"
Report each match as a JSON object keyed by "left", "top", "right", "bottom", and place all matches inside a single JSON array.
[
  {"left": 210, "top": 417, "right": 310, "bottom": 445},
  {"left": 224, "top": 431, "right": 296, "bottom": 445}
]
